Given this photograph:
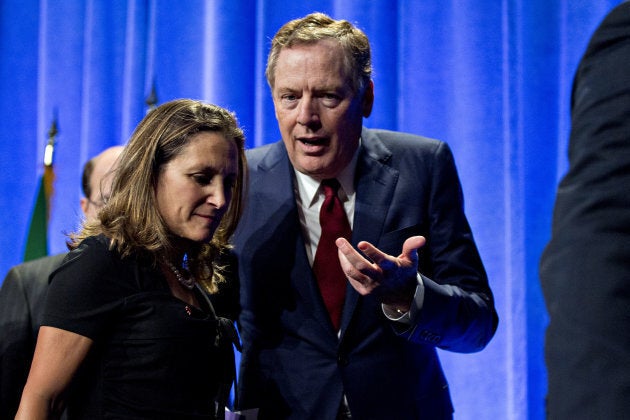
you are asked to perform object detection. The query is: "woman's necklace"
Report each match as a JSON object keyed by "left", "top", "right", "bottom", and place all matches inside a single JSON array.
[{"left": 164, "top": 260, "right": 195, "bottom": 290}]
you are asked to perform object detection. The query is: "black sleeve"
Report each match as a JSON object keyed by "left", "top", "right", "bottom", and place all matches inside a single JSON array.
[{"left": 43, "top": 237, "right": 133, "bottom": 340}]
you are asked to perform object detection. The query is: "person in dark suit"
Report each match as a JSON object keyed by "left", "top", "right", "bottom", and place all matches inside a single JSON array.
[
  {"left": 539, "top": 2, "right": 630, "bottom": 419},
  {"left": 0, "top": 145, "right": 122, "bottom": 419},
  {"left": 232, "top": 13, "right": 498, "bottom": 419}
]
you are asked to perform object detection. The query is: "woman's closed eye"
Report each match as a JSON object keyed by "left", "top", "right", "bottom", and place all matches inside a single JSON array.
[{"left": 192, "top": 173, "right": 213, "bottom": 186}]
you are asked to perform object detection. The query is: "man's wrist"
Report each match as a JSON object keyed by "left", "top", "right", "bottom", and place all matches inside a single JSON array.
[{"left": 381, "top": 273, "right": 425, "bottom": 322}]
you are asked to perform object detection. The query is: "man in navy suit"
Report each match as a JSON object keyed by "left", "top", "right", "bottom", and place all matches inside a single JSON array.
[
  {"left": 233, "top": 12, "right": 498, "bottom": 419},
  {"left": 0, "top": 146, "right": 122, "bottom": 419},
  {"left": 539, "top": 2, "right": 630, "bottom": 418}
]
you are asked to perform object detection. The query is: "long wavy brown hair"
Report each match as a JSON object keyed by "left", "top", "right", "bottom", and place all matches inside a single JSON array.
[{"left": 69, "top": 99, "right": 247, "bottom": 293}]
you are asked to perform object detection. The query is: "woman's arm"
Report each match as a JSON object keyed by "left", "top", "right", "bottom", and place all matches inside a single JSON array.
[{"left": 15, "top": 326, "right": 93, "bottom": 419}]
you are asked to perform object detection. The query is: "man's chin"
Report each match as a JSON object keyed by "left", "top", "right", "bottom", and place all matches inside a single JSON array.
[{"left": 294, "top": 160, "right": 336, "bottom": 179}]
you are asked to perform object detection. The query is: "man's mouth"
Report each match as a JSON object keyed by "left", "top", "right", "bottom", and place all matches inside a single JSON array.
[{"left": 298, "top": 137, "right": 326, "bottom": 145}]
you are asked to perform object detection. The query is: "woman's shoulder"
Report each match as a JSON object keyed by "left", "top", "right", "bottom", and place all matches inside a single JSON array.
[
  {"left": 60, "top": 234, "right": 118, "bottom": 270},
  {"left": 52, "top": 234, "right": 144, "bottom": 292}
]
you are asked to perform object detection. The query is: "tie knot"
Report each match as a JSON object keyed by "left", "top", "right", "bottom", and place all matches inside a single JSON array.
[{"left": 321, "top": 178, "right": 341, "bottom": 198}]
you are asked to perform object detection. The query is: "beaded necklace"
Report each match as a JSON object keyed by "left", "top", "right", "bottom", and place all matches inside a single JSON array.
[{"left": 164, "top": 260, "right": 195, "bottom": 290}]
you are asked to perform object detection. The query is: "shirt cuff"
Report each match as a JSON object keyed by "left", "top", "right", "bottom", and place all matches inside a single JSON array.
[{"left": 381, "top": 273, "right": 425, "bottom": 325}]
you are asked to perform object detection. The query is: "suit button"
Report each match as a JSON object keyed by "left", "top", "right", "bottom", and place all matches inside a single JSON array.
[{"left": 337, "top": 354, "right": 349, "bottom": 366}]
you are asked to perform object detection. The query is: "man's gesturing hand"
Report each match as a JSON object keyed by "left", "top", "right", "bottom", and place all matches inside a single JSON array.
[{"left": 335, "top": 235, "right": 426, "bottom": 312}]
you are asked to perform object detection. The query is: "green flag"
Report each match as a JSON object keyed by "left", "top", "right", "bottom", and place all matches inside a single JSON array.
[
  {"left": 23, "top": 175, "right": 49, "bottom": 261},
  {"left": 23, "top": 119, "right": 57, "bottom": 261}
]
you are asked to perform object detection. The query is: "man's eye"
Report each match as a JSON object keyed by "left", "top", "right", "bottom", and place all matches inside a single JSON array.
[{"left": 321, "top": 94, "right": 341, "bottom": 107}]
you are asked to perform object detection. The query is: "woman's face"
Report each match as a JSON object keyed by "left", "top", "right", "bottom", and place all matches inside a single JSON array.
[{"left": 155, "top": 131, "right": 238, "bottom": 244}]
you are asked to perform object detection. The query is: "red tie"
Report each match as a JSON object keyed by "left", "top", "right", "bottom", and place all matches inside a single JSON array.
[{"left": 312, "top": 179, "right": 352, "bottom": 330}]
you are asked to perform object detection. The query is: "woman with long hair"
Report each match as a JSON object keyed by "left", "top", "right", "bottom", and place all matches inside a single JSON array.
[{"left": 16, "top": 99, "right": 247, "bottom": 419}]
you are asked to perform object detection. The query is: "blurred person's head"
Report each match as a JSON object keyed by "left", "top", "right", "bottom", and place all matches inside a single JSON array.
[{"left": 80, "top": 146, "right": 124, "bottom": 220}]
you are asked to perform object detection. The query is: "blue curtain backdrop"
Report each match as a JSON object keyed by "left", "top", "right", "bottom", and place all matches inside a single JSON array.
[{"left": 0, "top": 0, "right": 623, "bottom": 418}]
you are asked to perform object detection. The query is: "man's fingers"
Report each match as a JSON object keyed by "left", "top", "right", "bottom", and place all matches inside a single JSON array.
[
  {"left": 356, "top": 240, "right": 388, "bottom": 264},
  {"left": 400, "top": 236, "right": 426, "bottom": 261},
  {"left": 336, "top": 238, "right": 380, "bottom": 284}
]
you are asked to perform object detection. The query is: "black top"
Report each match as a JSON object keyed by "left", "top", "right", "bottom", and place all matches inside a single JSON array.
[{"left": 43, "top": 235, "right": 235, "bottom": 419}]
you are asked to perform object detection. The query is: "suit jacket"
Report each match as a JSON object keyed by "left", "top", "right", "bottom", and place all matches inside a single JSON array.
[
  {"left": 539, "top": 2, "right": 630, "bottom": 419},
  {"left": 0, "top": 253, "right": 67, "bottom": 419},
  {"left": 233, "top": 127, "right": 498, "bottom": 419}
]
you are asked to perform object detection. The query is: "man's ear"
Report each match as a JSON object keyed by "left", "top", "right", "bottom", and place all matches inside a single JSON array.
[
  {"left": 362, "top": 80, "right": 374, "bottom": 118},
  {"left": 80, "top": 197, "right": 89, "bottom": 216}
]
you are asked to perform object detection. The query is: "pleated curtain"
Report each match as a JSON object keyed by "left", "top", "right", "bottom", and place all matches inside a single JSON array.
[{"left": 0, "top": 0, "right": 623, "bottom": 418}]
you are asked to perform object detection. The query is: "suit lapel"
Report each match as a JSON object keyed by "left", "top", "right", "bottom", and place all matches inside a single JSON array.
[
  {"left": 253, "top": 134, "right": 399, "bottom": 338},
  {"left": 253, "top": 143, "right": 340, "bottom": 340},
  {"left": 339, "top": 129, "right": 400, "bottom": 335}
]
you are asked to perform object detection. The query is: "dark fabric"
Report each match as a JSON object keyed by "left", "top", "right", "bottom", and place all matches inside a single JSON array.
[
  {"left": 0, "top": 252, "right": 67, "bottom": 420},
  {"left": 233, "top": 128, "right": 497, "bottom": 419},
  {"left": 539, "top": 2, "right": 630, "bottom": 419},
  {"left": 43, "top": 235, "right": 234, "bottom": 419},
  {"left": 313, "top": 179, "right": 352, "bottom": 331}
]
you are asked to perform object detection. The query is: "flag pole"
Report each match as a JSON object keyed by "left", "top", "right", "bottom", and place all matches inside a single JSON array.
[
  {"left": 23, "top": 117, "right": 58, "bottom": 261},
  {"left": 145, "top": 81, "right": 158, "bottom": 113},
  {"left": 43, "top": 117, "right": 57, "bottom": 220}
]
